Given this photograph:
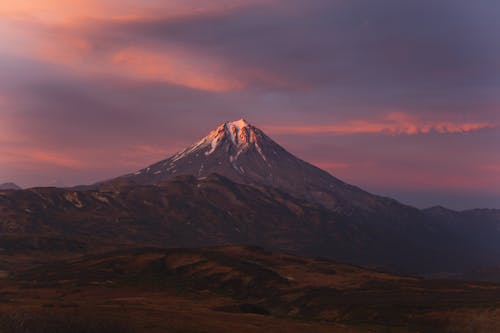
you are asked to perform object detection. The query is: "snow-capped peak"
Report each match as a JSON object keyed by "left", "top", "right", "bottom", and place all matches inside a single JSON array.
[
  {"left": 130, "top": 119, "right": 267, "bottom": 177},
  {"left": 223, "top": 118, "right": 258, "bottom": 147},
  {"left": 116, "top": 118, "right": 378, "bottom": 218},
  {"left": 226, "top": 118, "right": 249, "bottom": 130},
  {"left": 165, "top": 119, "right": 260, "bottom": 161}
]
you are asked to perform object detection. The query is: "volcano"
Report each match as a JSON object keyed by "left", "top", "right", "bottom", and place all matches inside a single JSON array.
[
  {"left": 11, "top": 119, "right": 497, "bottom": 275},
  {"left": 111, "top": 119, "right": 396, "bottom": 214}
]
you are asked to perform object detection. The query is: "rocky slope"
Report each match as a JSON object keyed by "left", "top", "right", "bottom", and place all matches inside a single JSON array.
[
  {"left": 107, "top": 119, "right": 403, "bottom": 215},
  {"left": 2, "top": 120, "right": 499, "bottom": 276},
  {"left": 0, "top": 174, "right": 493, "bottom": 275}
]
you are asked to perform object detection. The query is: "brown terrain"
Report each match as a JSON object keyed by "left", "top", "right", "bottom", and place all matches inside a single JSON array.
[{"left": 1, "top": 246, "right": 500, "bottom": 332}]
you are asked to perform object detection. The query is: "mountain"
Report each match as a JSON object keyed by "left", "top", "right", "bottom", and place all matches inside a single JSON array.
[
  {"left": 423, "top": 207, "right": 500, "bottom": 273},
  {"left": 0, "top": 173, "right": 492, "bottom": 275},
  {"left": 2, "top": 119, "right": 499, "bottom": 276},
  {"left": 109, "top": 119, "right": 399, "bottom": 214},
  {"left": 99, "top": 119, "right": 500, "bottom": 274},
  {"left": 0, "top": 182, "right": 21, "bottom": 190}
]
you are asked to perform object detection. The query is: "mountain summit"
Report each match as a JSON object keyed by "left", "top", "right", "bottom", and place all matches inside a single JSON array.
[
  {"left": 113, "top": 119, "right": 391, "bottom": 213},
  {"left": 124, "top": 118, "right": 284, "bottom": 182}
]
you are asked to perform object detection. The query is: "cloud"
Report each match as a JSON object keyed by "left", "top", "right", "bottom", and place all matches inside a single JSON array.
[
  {"left": 114, "top": 144, "right": 178, "bottom": 168},
  {"left": 264, "top": 112, "right": 497, "bottom": 136},
  {"left": 1, "top": 148, "right": 85, "bottom": 169},
  {"left": 0, "top": 16, "right": 295, "bottom": 92},
  {"left": 5, "top": 0, "right": 500, "bottom": 97},
  {"left": 101, "top": 0, "right": 500, "bottom": 95},
  {"left": 0, "top": 1, "right": 268, "bottom": 22},
  {"left": 480, "top": 164, "right": 500, "bottom": 173},
  {"left": 110, "top": 48, "right": 244, "bottom": 92},
  {"left": 1, "top": 27, "right": 234, "bottom": 92}
]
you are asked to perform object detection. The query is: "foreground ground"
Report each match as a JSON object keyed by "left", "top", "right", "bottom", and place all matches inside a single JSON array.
[{"left": 1, "top": 246, "right": 500, "bottom": 332}]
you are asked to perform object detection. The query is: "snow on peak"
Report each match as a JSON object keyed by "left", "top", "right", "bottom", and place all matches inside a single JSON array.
[
  {"left": 227, "top": 118, "right": 249, "bottom": 130},
  {"left": 129, "top": 119, "right": 271, "bottom": 176},
  {"left": 163, "top": 119, "right": 262, "bottom": 161},
  {"left": 223, "top": 118, "right": 258, "bottom": 146}
]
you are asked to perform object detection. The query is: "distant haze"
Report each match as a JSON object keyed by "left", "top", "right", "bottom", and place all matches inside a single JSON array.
[{"left": 0, "top": 1, "right": 499, "bottom": 209}]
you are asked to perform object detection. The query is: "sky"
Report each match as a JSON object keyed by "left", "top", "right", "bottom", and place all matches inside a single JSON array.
[{"left": 0, "top": 0, "right": 499, "bottom": 210}]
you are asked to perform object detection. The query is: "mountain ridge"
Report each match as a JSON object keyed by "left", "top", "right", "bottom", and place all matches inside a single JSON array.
[
  {"left": 105, "top": 119, "right": 411, "bottom": 215},
  {"left": 3, "top": 172, "right": 498, "bottom": 276},
  {"left": 0, "top": 182, "right": 21, "bottom": 190},
  {"left": 3, "top": 119, "right": 500, "bottom": 277}
]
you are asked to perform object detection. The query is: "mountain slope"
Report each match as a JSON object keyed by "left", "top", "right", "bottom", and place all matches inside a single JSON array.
[
  {"left": 111, "top": 119, "right": 398, "bottom": 214},
  {"left": 0, "top": 174, "right": 487, "bottom": 275},
  {"left": 3, "top": 120, "right": 499, "bottom": 276},
  {"left": 102, "top": 119, "right": 498, "bottom": 272},
  {"left": 424, "top": 207, "right": 500, "bottom": 269},
  {"left": 0, "top": 182, "right": 21, "bottom": 190}
]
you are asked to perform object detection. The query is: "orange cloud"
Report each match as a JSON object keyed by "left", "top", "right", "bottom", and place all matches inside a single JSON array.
[
  {"left": 1, "top": 21, "right": 247, "bottom": 92},
  {"left": 264, "top": 112, "right": 497, "bottom": 136},
  {"left": 0, "top": 1, "right": 273, "bottom": 23},
  {"left": 111, "top": 48, "right": 244, "bottom": 92},
  {"left": 35, "top": 35, "right": 92, "bottom": 67},
  {"left": 0, "top": 1, "right": 291, "bottom": 92},
  {"left": 1, "top": 148, "right": 85, "bottom": 169},
  {"left": 30, "top": 151, "right": 84, "bottom": 168}
]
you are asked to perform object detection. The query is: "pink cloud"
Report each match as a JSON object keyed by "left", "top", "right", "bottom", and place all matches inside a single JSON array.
[
  {"left": 114, "top": 145, "right": 178, "bottom": 168},
  {"left": 0, "top": 21, "right": 297, "bottom": 93},
  {"left": 0, "top": 144, "right": 180, "bottom": 174},
  {"left": 0, "top": 1, "right": 269, "bottom": 23},
  {"left": 1, "top": 148, "right": 86, "bottom": 169},
  {"left": 264, "top": 112, "right": 497, "bottom": 136},
  {"left": 480, "top": 164, "right": 500, "bottom": 173},
  {"left": 110, "top": 48, "right": 245, "bottom": 92},
  {"left": 324, "top": 162, "right": 496, "bottom": 192}
]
